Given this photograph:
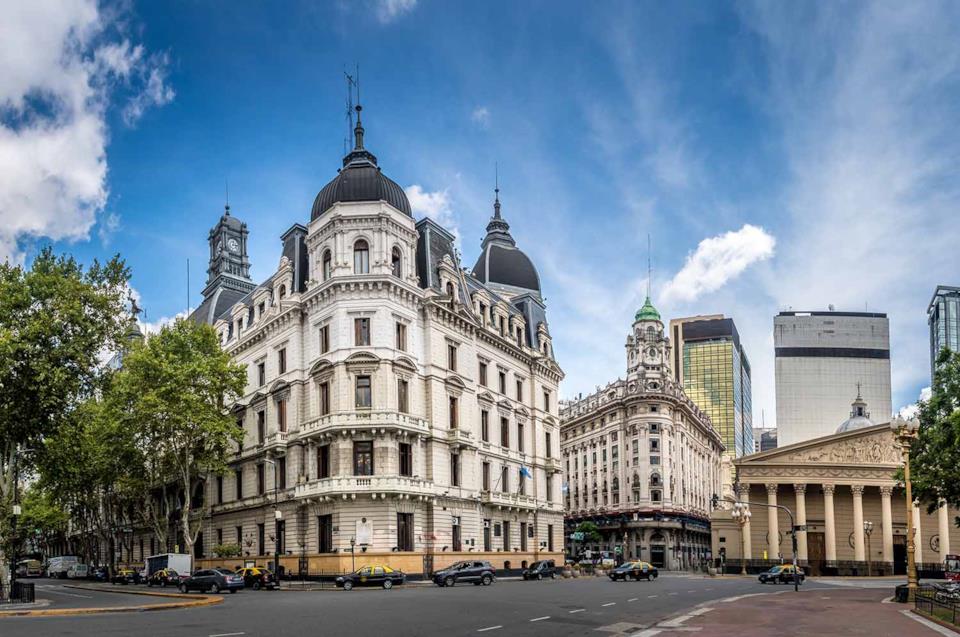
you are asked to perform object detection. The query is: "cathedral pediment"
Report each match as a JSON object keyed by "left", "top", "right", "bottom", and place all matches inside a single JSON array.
[{"left": 739, "top": 423, "right": 901, "bottom": 467}]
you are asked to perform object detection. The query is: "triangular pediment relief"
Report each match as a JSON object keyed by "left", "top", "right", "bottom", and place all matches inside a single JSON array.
[
  {"left": 444, "top": 374, "right": 467, "bottom": 390},
  {"left": 739, "top": 424, "right": 900, "bottom": 467},
  {"left": 477, "top": 391, "right": 496, "bottom": 405},
  {"left": 515, "top": 406, "right": 530, "bottom": 418}
]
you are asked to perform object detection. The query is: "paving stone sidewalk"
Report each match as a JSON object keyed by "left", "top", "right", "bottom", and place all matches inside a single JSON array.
[{"left": 641, "top": 588, "right": 955, "bottom": 637}]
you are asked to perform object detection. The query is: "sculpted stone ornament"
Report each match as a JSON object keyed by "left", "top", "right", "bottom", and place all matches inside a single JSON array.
[{"left": 767, "top": 432, "right": 901, "bottom": 466}]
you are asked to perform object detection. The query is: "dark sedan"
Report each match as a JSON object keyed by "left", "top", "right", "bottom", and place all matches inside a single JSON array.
[
  {"left": 179, "top": 568, "right": 244, "bottom": 594},
  {"left": 147, "top": 568, "right": 185, "bottom": 588},
  {"left": 432, "top": 560, "right": 495, "bottom": 587},
  {"left": 522, "top": 560, "right": 557, "bottom": 581},
  {"left": 237, "top": 567, "right": 278, "bottom": 590},
  {"left": 608, "top": 561, "right": 658, "bottom": 581},
  {"left": 111, "top": 568, "right": 141, "bottom": 585},
  {"left": 335, "top": 565, "right": 406, "bottom": 590}
]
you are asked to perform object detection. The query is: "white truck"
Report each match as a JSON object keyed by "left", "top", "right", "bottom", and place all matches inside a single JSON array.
[
  {"left": 145, "top": 553, "right": 192, "bottom": 577},
  {"left": 47, "top": 556, "right": 79, "bottom": 579}
]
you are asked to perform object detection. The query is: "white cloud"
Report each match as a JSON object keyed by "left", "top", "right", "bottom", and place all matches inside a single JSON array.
[
  {"left": 0, "top": 0, "right": 174, "bottom": 263},
  {"left": 660, "top": 224, "right": 775, "bottom": 304},
  {"left": 898, "top": 386, "right": 932, "bottom": 419},
  {"left": 471, "top": 106, "right": 491, "bottom": 128},
  {"left": 405, "top": 184, "right": 460, "bottom": 245},
  {"left": 375, "top": 0, "right": 417, "bottom": 24}
]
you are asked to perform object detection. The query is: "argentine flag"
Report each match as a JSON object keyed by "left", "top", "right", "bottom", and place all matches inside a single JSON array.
[{"left": 520, "top": 466, "right": 533, "bottom": 479}]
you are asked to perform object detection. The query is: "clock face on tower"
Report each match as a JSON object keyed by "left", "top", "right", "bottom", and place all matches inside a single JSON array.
[
  {"left": 644, "top": 346, "right": 659, "bottom": 364},
  {"left": 227, "top": 238, "right": 240, "bottom": 252}
]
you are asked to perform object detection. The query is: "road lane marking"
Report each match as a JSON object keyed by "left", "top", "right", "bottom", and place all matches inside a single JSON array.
[
  {"left": 477, "top": 627, "right": 502, "bottom": 632},
  {"left": 602, "top": 602, "right": 616, "bottom": 607},
  {"left": 569, "top": 609, "right": 585, "bottom": 614},
  {"left": 530, "top": 616, "right": 550, "bottom": 622},
  {"left": 688, "top": 589, "right": 696, "bottom": 592},
  {"left": 901, "top": 610, "right": 956, "bottom": 636},
  {"left": 648, "top": 594, "right": 658, "bottom": 598},
  {"left": 40, "top": 589, "right": 93, "bottom": 598},
  {"left": 668, "top": 592, "right": 678, "bottom": 596},
  {"left": 633, "top": 630, "right": 662, "bottom": 637},
  {"left": 628, "top": 597, "right": 639, "bottom": 601},
  {"left": 209, "top": 633, "right": 245, "bottom": 637}
]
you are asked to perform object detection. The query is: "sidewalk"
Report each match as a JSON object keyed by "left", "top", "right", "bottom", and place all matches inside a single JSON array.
[{"left": 644, "top": 588, "right": 956, "bottom": 636}]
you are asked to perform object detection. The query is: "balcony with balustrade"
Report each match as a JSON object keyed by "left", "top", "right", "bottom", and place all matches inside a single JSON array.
[{"left": 294, "top": 474, "right": 437, "bottom": 502}]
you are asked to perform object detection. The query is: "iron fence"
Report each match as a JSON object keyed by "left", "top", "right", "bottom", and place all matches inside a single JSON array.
[{"left": 915, "top": 585, "right": 960, "bottom": 626}]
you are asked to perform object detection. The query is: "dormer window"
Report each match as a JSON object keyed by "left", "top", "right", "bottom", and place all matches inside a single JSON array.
[
  {"left": 354, "top": 239, "right": 369, "bottom": 274},
  {"left": 278, "top": 285, "right": 286, "bottom": 300},
  {"left": 391, "top": 246, "right": 402, "bottom": 278}
]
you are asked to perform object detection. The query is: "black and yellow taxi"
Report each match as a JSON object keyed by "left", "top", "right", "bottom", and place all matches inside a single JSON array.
[
  {"left": 335, "top": 565, "right": 406, "bottom": 591},
  {"left": 758, "top": 564, "right": 805, "bottom": 584},
  {"left": 236, "top": 566, "right": 278, "bottom": 590},
  {"left": 609, "top": 561, "right": 658, "bottom": 581},
  {"left": 147, "top": 568, "right": 185, "bottom": 588},
  {"left": 111, "top": 567, "right": 141, "bottom": 585}
]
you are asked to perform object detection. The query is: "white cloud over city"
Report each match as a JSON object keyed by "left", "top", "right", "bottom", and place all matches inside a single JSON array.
[{"left": 0, "top": 0, "right": 173, "bottom": 263}]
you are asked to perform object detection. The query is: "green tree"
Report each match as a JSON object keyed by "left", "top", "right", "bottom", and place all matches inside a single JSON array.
[
  {"left": 107, "top": 319, "right": 246, "bottom": 559},
  {"left": 575, "top": 521, "right": 602, "bottom": 543},
  {"left": 909, "top": 348, "right": 960, "bottom": 515}
]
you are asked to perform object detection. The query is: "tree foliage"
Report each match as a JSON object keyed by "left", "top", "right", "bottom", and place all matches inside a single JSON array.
[
  {"left": 105, "top": 318, "right": 246, "bottom": 558},
  {"left": 909, "top": 348, "right": 960, "bottom": 515},
  {"left": 575, "top": 521, "right": 602, "bottom": 543}
]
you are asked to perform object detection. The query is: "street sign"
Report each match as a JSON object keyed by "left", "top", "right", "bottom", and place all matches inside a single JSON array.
[{"left": 570, "top": 532, "right": 584, "bottom": 541}]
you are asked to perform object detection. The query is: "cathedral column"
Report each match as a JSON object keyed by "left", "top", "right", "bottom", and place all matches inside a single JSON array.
[
  {"left": 939, "top": 501, "right": 951, "bottom": 560},
  {"left": 738, "top": 485, "right": 752, "bottom": 560},
  {"left": 913, "top": 503, "right": 924, "bottom": 565},
  {"left": 794, "top": 484, "right": 808, "bottom": 561},
  {"left": 766, "top": 484, "right": 780, "bottom": 559},
  {"left": 880, "top": 486, "right": 894, "bottom": 565},
  {"left": 823, "top": 484, "right": 837, "bottom": 563},
  {"left": 852, "top": 485, "right": 865, "bottom": 562}
]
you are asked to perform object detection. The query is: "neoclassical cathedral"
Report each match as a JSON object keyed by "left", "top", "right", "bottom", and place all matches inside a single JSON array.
[
  {"left": 560, "top": 299, "right": 723, "bottom": 570},
  {"left": 186, "top": 106, "right": 564, "bottom": 575}
]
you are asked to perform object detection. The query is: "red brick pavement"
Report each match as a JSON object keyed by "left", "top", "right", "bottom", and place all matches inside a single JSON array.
[{"left": 661, "top": 588, "right": 951, "bottom": 637}]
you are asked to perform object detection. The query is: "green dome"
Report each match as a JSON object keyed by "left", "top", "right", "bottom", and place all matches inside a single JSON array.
[{"left": 635, "top": 296, "right": 661, "bottom": 322}]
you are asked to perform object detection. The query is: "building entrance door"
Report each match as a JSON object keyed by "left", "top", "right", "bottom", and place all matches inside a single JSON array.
[
  {"left": 893, "top": 536, "right": 907, "bottom": 575},
  {"left": 807, "top": 532, "right": 825, "bottom": 575},
  {"left": 650, "top": 545, "right": 666, "bottom": 568}
]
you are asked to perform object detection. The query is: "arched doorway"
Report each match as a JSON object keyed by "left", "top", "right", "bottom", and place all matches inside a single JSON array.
[{"left": 650, "top": 532, "right": 666, "bottom": 568}]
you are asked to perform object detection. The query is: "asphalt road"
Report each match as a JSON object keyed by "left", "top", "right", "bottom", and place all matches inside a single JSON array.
[
  {"left": 23, "top": 579, "right": 175, "bottom": 609},
  {"left": 1, "top": 574, "right": 859, "bottom": 637}
]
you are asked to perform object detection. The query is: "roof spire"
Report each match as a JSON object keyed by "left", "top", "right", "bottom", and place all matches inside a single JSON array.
[
  {"left": 494, "top": 162, "right": 501, "bottom": 219},
  {"left": 224, "top": 178, "right": 230, "bottom": 215},
  {"left": 647, "top": 233, "right": 652, "bottom": 299}
]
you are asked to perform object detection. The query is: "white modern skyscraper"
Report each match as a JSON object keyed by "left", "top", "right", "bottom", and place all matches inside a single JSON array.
[{"left": 774, "top": 310, "right": 892, "bottom": 446}]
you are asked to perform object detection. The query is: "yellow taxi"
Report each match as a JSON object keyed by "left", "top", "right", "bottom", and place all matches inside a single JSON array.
[
  {"left": 758, "top": 563, "right": 805, "bottom": 584},
  {"left": 236, "top": 566, "right": 278, "bottom": 590}
]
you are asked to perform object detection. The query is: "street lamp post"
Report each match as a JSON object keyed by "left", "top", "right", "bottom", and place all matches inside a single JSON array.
[
  {"left": 350, "top": 537, "right": 356, "bottom": 572},
  {"left": 891, "top": 415, "right": 921, "bottom": 598},
  {"left": 263, "top": 457, "right": 282, "bottom": 589},
  {"left": 731, "top": 501, "right": 751, "bottom": 576},
  {"left": 863, "top": 521, "right": 874, "bottom": 577}
]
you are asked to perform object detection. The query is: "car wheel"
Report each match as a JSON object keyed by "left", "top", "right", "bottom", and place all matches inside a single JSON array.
[
  {"left": 253, "top": 581, "right": 261, "bottom": 591},
  {"left": 179, "top": 583, "right": 188, "bottom": 594},
  {"left": 537, "top": 573, "right": 543, "bottom": 581},
  {"left": 383, "top": 580, "right": 393, "bottom": 590},
  {"left": 343, "top": 580, "right": 353, "bottom": 591},
  {"left": 550, "top": 572, "right": 556, "bottom": 580},
  {"left": 160, "top": 580, "right": 166, "bottom": 588},
  {"left": 211, "top": 583, "right": 221, "bottom": 594},
  {"left": 444, "top": 576, "right": 455, "bottom": 588},
  {"left": 147, "top": 581, "right": 153, "bottom": 587},
  {"left": 481, "top": 574, "right": 492, "bottom": 586}
]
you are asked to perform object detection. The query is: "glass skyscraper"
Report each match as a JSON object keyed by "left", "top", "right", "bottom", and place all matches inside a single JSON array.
[
  {"left": 929, "top": 285, "right": 960, "bottom": 379},
  {"left": 670, "top": 316, "right": 753, "bottom": 457}
]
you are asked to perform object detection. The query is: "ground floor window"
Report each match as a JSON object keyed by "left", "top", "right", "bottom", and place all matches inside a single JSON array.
[
  {"left": 503, "top": 521, "right": 511, "bottom": 551},
  {"left": 397, "top": 513, "right": 414, "bottom": 551},
  {"left": 258, "top": 523, "right": 265, "bottom": 556},
  {"left": 452, "top": 517, "right": 462, "bottom": 551},
  {"left": 483, "top": 520, "right": 492, "bottom": 551},
  {"left": 520, "top": 522, "right": 528, "bottom": 551},
  {"left": 548, "top": 524, "right": 554, "bottom": 552},
  {"left": 318, "top": 515, "right": 333, "bottom": 553}
]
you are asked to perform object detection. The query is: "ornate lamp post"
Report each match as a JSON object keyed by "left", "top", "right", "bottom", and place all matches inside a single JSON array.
[
  {"left": 731, "top": 501, "right": 751, "bottom": 576},
  {"left": 863, "top": 521, "right": 874, "bottom": 576},
  {"left": 891, "top": 415, "right": 921, "bottom": 597}
]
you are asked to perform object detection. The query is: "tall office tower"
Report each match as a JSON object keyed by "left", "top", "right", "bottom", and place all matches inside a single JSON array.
[
  {"left": 929, "top": 285, "right": 960, "bottom": 379},
  {"left": 774, "top": 310, "right": 892, "bottom": 446},
  {"left": 670, "top": 315, "right": 754, "bottom": 458}
]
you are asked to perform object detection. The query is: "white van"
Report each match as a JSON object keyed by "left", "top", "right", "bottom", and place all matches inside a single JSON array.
[{"left": 66, "top": 564, "right": 89, "bottom": 579}]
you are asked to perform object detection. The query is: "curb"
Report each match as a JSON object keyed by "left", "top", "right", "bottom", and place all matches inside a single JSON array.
[{"left": 0, "top": 586, "right": 222, "bottom": 618}]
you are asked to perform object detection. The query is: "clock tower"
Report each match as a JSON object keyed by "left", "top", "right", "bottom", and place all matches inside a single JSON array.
[
  {"left": 202, "top": 205, "right": 254, "bottom": 300},
  {"left": 626, "top": 296, "right": 671, "bottom": 384}
]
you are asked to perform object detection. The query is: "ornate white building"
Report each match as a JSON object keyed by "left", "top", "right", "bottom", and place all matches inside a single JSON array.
[
  {"left": 560, "top": 299, "right": 723, "bottom": 570},
  {"left": 185, "top": 106, "right": 564, "bottom": 576}
]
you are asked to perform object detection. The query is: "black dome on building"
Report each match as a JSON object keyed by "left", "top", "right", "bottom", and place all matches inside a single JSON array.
[
  {"left": 471, "top": 189, "right": 541, "bottom": 294},
  {"left": 311, "top": 106, "right": 411, "bottom": 220}
]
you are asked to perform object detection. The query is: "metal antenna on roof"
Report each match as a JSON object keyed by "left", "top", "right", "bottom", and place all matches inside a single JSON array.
[
  {"left": 647, "top": 233, "right": 652, "bottom": 299},
  {"left": 224, "top": 178, "right": 230, "bottom": 214},
  {"left": 494, "top": 162, "right": 501, "bottom": 219},
  {"left": 344, "top": 66, "right": 356, "bottom": 153}
]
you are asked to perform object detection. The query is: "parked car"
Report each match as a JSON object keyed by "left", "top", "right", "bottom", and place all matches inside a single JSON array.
[
  {"left": 236, "top": 567, "right": 278, "bottom": 590},
  {"left": 432, "top": 560, "right": 495, "bottom": 587},
  {"left": 16, "top": 560, "right": 43, "bottom": 578},
  {"left": 147, "top": 568, "right": 185, "bottom": 588},
  {"left": 179, "top": 568, "right": 244, "bottom": 594},
  {"left": 335, "top": 565, "right": 406, "bottom": 591},
  {"left": 111, "top": 567, "right": 141, "bottom": 585},
  {"left": 608, "top": 561, "right": 658, "bottom": 581},
  {"left": 66, "top": 564, "right": 89, "bottom": 579},
  {"left": 522, "top": 560, "right": 557, "bottom": 581},
  {"left": 758, "top": 564, "right": 804, "bottom": 585},
  {"left": 90, "top": 566, "right": 109, "bottom": 582}
]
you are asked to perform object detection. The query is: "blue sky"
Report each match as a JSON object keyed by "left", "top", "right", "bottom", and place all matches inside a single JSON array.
[{"left": 3, "top": 0, "right": 959, "bottom": 427}]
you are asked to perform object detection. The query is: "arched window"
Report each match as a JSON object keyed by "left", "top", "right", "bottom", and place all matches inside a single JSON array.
[
  {"left": 391, "top": 246, "right": 402, "bottom": 278},
  {"left": 353, "top": 239, "right": 369, "bottom": 274},
  {"left": 650, "top": 472, "right": 661, "bottom": 487},
  {"left": 278, "top": 285, "right": 286, "bottom": 300},
  {"left": 322, "top": 250, "right": 332, "bottom": 281},
  {"left": 446, "top": 281, "right": 454, "bottom": 297}
]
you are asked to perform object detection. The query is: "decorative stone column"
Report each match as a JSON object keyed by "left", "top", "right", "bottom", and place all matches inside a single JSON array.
[
  {"left": 852, "top": 485, "right": 865, "bottom": 562},
  {"left": 823, "top": 484, "right": 837, "bottom": 562},
  {"left": 913, "top": 502, "right": 924, "bottom": 565},
  {"left": 794, "top": 484, "right": 808, "bottom": 561},
  {"left": 738, "top": 484, "right": 752, "bottom": 560},
  {"left": 939, "top": 501, "right": 951, "bottom": 559},
  {"left": 880, "top": 486, "right": 894, "bottom": 565},
  {"left": 766, "top": 483, "right": 780, "bottom": 560}
]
